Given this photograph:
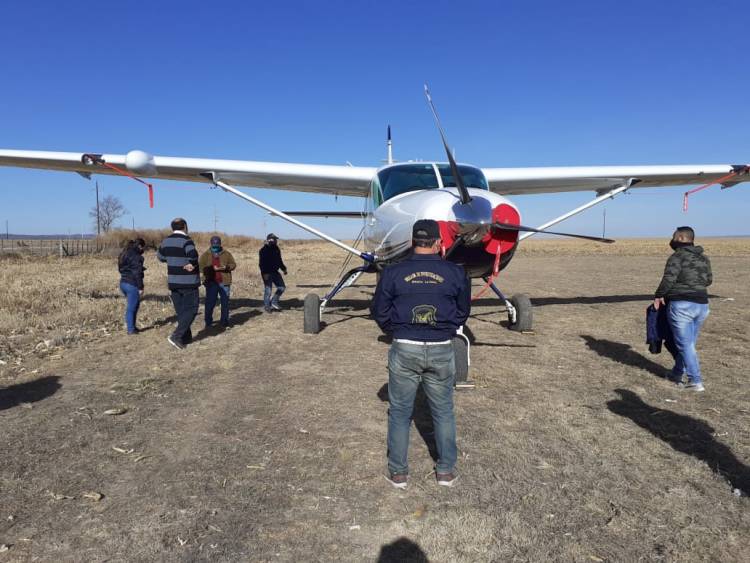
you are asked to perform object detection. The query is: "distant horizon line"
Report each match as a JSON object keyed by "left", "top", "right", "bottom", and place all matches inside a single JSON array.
[{"left": 2, "top": 233, "right": 749, "bottom": 241}]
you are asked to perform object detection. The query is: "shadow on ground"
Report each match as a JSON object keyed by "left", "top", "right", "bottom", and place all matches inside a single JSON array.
[
  {"left": 378, "top": 383, "right": 438, "bottom": 463},
  {"left": 377, "top": 537, "right": 429, "bottom": 562},
  {"left": 581, "top": 334, "right": 669, "bottom": 379},
  {"left": 0, "top": 375, "right": 61, "bottom": 412},
  {"left": 607, "top": 389, "right": 750, "bottom": 495}
]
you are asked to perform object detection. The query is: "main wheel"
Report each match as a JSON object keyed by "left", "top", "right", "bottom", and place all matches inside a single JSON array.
[
  {"left": 303, "top": 293, "right": 321, "bottom": 334},
  {"left": 452, "top": 336, "right": 469, "bottom": 383},
  {"left": 508, "top": 293, "right": 532, "bottom": 332}
]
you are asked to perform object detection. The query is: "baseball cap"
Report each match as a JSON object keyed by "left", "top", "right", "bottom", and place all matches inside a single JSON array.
[
  {"left": 266, "top": 233, "right": 279, "bottom": 241},
  {"left": 210, "top": 236, "right": 222, "bottom": 246},
  {"left": 412, "top": 219, "right": 440, "bottom": 241}
]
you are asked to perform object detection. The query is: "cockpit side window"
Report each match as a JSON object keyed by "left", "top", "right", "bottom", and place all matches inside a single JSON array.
[
  {"left": 369, "top": 175, "right": 383, "bottom": 207},
  {"left": 378, "top": 164, "right": 440, "bottom": 201}
]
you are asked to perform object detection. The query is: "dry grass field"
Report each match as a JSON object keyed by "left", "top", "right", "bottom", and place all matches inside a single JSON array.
[{"left": 0, "top": 237, "right": 748, "bottom": 562}]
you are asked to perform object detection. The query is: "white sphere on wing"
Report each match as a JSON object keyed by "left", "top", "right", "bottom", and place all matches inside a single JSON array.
[{"left": 125, "top": 150, "right": 157, "bottom": 176}]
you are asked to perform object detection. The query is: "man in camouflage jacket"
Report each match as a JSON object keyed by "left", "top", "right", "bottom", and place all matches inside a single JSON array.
[{"left": 653, "top": 226, "right": 712, "bottom": 391}]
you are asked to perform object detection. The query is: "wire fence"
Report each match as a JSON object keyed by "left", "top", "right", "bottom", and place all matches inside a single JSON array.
[{"left": 0, "top": 238, "right": 102, "bottom": 256}]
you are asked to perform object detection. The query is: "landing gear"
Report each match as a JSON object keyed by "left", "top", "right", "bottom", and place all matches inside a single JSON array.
[
  {"left": 452, "top": 330, "right": 474, "bottom": 389},
  {"left": 303, "top": 294, "right": 321, "bottom": 334},
  {"left": 303, "top": 264, "right": 373, "bottom": 334},
  {"left": 486, "top": 279, "right": 533, "bottom": 332},
  {"left": 508, "top": 294, "right": 533, "bottom": 332}
]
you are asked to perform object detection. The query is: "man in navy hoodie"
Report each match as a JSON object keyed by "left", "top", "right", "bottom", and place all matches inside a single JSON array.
[{"left": 371, "top": 219, "right": 470, "bottom": 489}]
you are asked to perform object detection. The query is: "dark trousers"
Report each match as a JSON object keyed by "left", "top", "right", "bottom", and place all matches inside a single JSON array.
[{"left": 170, "top": 287, "right": 199, "bottom": 344}]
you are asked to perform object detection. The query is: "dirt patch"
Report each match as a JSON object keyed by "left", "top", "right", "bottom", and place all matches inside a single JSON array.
[{"left": 0, "top": 239, "right": 748, "bottom": 561}]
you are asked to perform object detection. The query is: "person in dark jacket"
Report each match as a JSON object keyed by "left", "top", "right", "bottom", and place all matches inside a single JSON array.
[
  {"left": 157, "top": 218, "right": 200, "bottom": 350},
  {"left": 259, "top": 233, "right": 287, "bottom": 312},
  {"left": 654, "top": 226, "right": 712, "bottom": 391},
  {"left": 371, "top": 219, "right": 471, "bottom": 489},
  {"left": 118, "top": 237, "right": 146, "bottom": 335}
]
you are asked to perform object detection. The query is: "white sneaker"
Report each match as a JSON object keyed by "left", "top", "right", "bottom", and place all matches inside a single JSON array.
[
  {"left": 685, "top": 382, "right": 705, "bottom": 392},
  {"left": 271, "top": 303, "right": 282, "bottom": 311}
]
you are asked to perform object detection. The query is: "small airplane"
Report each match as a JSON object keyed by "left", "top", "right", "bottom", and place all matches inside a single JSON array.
[{"left": 1, "top": 86, "right": 748, "bottom": 381}]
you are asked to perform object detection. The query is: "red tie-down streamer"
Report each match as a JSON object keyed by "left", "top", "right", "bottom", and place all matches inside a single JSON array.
[
  {"left": 683, "top": 166, "right": 749, "bottom": 212},
  {"left": 81, "top": 154, "right": 155, "bottom": 208},
  {"left": 99, "top": 161, "right": 154, "bottom": 208}
]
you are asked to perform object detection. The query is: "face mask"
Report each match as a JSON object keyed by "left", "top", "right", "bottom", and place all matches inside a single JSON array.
[
  {"left": 211, "top": 246, "right": 221, "bottom": 253},
  {"left": 670, "top": 240, "right": 691, "bottom": 250}
]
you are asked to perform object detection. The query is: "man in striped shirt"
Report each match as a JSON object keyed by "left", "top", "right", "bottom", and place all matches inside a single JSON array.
[{"left": 157, "top": 218, "right": 200, "bottom": 350}]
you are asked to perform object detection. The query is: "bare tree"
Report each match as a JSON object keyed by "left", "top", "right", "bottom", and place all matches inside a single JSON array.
[{"left": 90, "top": 195, "right": 127, "bottom": 233}]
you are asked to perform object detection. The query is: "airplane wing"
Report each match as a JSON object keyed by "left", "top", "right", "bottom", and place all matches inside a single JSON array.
[
  {"left": 0, "top": 149, "right": 376, "bottom": 197},
  {"left": 482, "top": 164, "right": 750, "bottom": 195}
]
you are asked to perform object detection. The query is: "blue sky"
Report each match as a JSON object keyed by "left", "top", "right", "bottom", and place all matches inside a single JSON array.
[{"left": 1, "top": 0, "right": 748, "bottom": 239}]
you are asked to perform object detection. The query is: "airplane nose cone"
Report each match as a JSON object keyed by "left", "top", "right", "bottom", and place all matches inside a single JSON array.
[{"left": 452, "top": 196, "right": 494, "bottom": 244}]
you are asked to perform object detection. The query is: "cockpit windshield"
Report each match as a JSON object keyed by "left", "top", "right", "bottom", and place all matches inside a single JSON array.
[
  {"left": 378, "top": 163, "right": 488, "bottom": 201},
  {"left": 378, "top": 164, "right": 439, "bottom": 200},
  {"left": 437, "top": 165, "right": 489, "bottom": 191}
]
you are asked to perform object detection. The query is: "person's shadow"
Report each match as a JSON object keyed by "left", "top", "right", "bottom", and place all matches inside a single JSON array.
[
  {"left": 607, "top": 389, "right": 750, "bottom": 495},
  {"left": 377, "top": 383, "right": 438, "bottom": 464},
  {"left": 377, "top": 537, "right": 429, "bottom": 562},
  {"left": 0, "top": 375, "right": 61, "bottom": 411},
  {"left": 581, "top": 334, "right": 670, "bottom": 380}
]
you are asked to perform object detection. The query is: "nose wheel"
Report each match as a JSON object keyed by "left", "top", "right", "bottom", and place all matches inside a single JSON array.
[
  {"left": 507, "top": 293, "right": 533, "bottom": 332},
  {"left": 485, "top": 278, "right": 533, "bottom": 332}
]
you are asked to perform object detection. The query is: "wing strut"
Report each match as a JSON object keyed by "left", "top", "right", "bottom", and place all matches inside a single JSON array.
[
  {"left": 518, "top": 182, "right": 635, "bottom": 241},
  {"left": 203, "top": 174, "right": 376, "bottom": 263}
]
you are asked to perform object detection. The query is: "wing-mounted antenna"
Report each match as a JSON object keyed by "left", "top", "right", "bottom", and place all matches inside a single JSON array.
[{"left": 424, "top": 84, "right": 472, "bottom": 204}]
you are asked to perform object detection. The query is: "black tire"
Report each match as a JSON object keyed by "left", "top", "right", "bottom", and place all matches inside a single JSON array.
[
  {"left": 303, "top": 293, "right": 321, "bottom": 334},
  {"left": 452, "top": 336, "right": 469, "bottom": 382},
  {"left": 508, "top": 293, "right": 533, "bottom": 332}
]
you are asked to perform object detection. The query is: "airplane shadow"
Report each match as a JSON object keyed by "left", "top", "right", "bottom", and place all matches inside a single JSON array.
[
  {"left": 377, "top": 537, "right": 430, "bottom": 562},
  {"left": 378, "top": 383, "right": 439, "bottom": 464},
  {"left": 581, "top": 334, "right": 670, "bottom": 380},
  {"left": 0, "top": 375, "right": 61, "bottom": 412},
  {"left": 607, "top": 389, "right": 750, "bottom": 495}
]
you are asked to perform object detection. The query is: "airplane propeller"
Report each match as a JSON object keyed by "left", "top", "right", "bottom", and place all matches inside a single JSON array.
[
  {"left": 492, "top": 222, "right": 615, "bottom": 243},
  {"left": 424, "top": 84, "right": 472, "bottom": 205}
]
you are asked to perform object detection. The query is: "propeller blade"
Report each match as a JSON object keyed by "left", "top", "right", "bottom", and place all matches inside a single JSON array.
[
  {"left": 423, "top": 84, "right": 472, "bottom": 205},
  {"left": 444, "top": 234, "right": 465, "bottom": 259},
  {"left": 492, "top": 222, "right": 615, "bottom": 244}
]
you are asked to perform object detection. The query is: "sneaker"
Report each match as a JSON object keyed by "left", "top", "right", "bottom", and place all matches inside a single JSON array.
[
  {"left": 436, "top": 472, "right": 458, "bottom": 487},
  {"left": 264, "top": 306, "right": 273, "bottom": 313},
  {"left": 385, "top": 473, "right": 408, "bottom": 489},
  {"left": 685, "top": 382, "right": 705, "bottom": 392},
  {"left": 271, "top": 303, "right": 282, "bottom": 311},
  {"left": 167, "top": 335, "right": 185, "bottom": 350}
]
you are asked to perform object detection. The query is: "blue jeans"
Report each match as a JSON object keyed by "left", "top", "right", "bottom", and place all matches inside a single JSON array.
[
  {"left": 119, "top": 281, "right": 141, "bottom": 334},
  {"left": 387, "top": 341, "right": 457, "bottom": 475},
  {"left": 668, "top": 301, "right": 710, "bottom": 384},
  {"left": 262, "top": 271, "right": 285, "bottom": 307},
  {"left": 170, "top": 288, "right": 199, "bottom": 344},
  {"left": 205, "top": 283, "right": 231, "bottom": 326}
]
